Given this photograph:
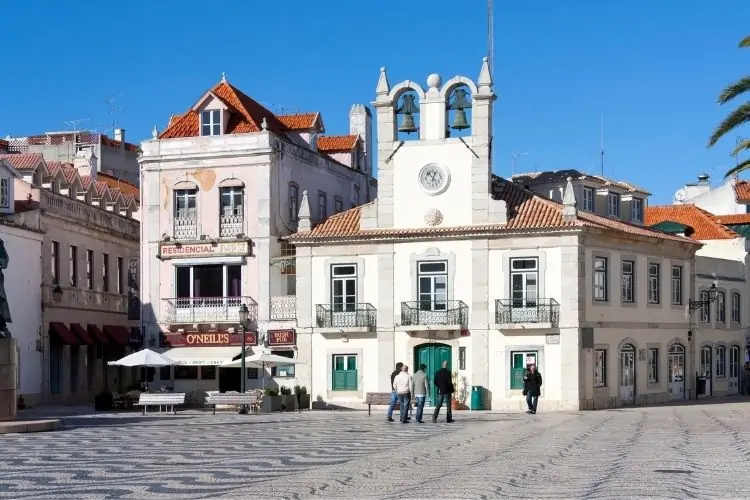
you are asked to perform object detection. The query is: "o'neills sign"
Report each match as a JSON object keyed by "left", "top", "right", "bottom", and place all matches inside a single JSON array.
[
  {"left": 159, "top": 241, "right": 250, "bottom": 259},
  {"left": 161, "top": 331, "right": 257, "bottom": 347}
]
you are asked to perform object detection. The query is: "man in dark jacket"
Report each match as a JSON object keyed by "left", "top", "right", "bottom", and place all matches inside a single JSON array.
[
  {"left": 523, "top": 363, "right": 542, "bottom": 414},
  {"left": 432, "top": 360, "right": 454, "bottom": 423},
  {"left": 386, "top": 362, "right": 404, "bottom": 422}
]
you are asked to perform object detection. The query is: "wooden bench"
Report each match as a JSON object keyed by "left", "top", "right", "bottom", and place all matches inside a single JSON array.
[
  {"left": 135, "top": 393, "right": 186, "bottom": 415},
  {"left": 365, "top": 392, "right": 399, "bottom": 415},
  {"left": 205, "top": 393, "right": 262, "bottom": 415}
]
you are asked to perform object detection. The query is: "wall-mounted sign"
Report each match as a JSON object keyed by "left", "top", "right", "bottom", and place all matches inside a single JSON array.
[
  {"left": 545, "top": 334, "right": 560, "bottom": 345},
  {"left": 127, "top": 257, "right": 140, "bottom": 320},
  {"left": 159, "top": 241, "right": 251, "bottom": 259},
  {"left": 268, "top": 329, "right": 296, "bottom": 346},
  {"left": 161, "top": 331, "right": 257, "bottom": 347}
]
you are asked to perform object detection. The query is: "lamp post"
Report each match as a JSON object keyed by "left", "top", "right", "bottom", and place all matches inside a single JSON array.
[
  {"left": 687, "top": 283, "right": 718, "bottom": 400},
  {"left": 238, "top": 304, "right": 249, "bottom": 404}
]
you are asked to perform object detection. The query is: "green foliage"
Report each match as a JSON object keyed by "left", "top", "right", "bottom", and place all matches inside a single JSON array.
[
  {"left": 293, "top": 385, "right": 308, "bottom": 395},
  {"left": 279, "top": 386, "right": 292, "bottom": 396},
  {"left": 264, "top": 388, "right": 279, "bottom": 396}
]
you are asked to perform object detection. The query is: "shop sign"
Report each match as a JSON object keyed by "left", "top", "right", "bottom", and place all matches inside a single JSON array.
[
  {"left": 159, "top": 241, "right": 250, "bottom": 259},
  {"left": 161, "top": 331, "right": 257, "bottom": 347},
  {"left": 268, "top": 329, "right": 296, "bottom": 346}
]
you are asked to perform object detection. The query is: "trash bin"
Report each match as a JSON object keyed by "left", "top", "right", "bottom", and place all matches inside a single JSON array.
[{"left": 470, "top": 386, "right": 484, "bottom": 410}]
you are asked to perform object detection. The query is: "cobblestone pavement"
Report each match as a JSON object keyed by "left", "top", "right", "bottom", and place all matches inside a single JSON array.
[{"left": 3, "top": 400, "right": 750, "bottom": 499}]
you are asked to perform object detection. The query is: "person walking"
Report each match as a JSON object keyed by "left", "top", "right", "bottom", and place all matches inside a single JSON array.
[
  {"left": 386, "top": 362, "right": 403, "bottom": 422},
  {"left": 412, "top": 363, "right": 430, "bottom": 424},
  {"left": 392, "top": 364, "right": 413, "bottom": 424},
  {"left": 523, "top": 363, "right": 543, "bottom": 414},
  {"left": 432, "top": 360, "right": 454, "bottom": 423}
]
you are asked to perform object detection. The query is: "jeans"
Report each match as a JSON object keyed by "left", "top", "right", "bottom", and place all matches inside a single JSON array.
[
  {"left": 398, "top": 393, "right": 411, "bottom": 422},
  {"left": 386, "top": 390, "right": 398, "bottom": 419},
  {"left": 415, "top": 395, "right": 426, "bottom": 422},
  {"left": 432, "top": 393, "right": 453, "bottom": 422},
  {"left": 526, "top": 393, "right": 538, "bottom": 412}
]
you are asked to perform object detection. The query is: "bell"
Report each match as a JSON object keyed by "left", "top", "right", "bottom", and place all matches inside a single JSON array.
[
  {"left": 450, "top": 109, "right": 470, "bottom": 130},
  {"left": 398, "top": 113, "right": 418, "bottom": 134}
]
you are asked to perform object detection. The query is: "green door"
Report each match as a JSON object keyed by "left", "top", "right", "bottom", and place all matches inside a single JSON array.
[{"left": 415, "top": 343, "right": 452, "bottom": 405}]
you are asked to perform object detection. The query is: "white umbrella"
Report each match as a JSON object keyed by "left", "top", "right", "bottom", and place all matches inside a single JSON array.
[
  {"left": 221, "top": 352, "right": 304, "bottom": 389},
  {"left": 107, "top": 348, "right": 175, "bottom": 367}
]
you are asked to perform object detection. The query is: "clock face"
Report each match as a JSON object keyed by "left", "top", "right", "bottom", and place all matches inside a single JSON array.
[{"left": 418, "top": 164, "right": 450, "bottom": 195}]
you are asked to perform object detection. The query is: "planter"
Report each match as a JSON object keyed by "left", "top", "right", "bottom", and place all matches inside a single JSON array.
[
  {"left": 280, "top": 395, "right": 298, "bottom": 411},
  {"left": 261, "top": 396, "right": 283, "bottom": 413},
  {"left": 451, "top": 399, "right": 458, "bottom": 410},
  {"left": 297, "top": 394, "right": 310, "bottom": 410}
]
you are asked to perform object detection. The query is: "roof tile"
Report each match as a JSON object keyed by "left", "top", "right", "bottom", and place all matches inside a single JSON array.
[
  {"left": 733, "top": 180, "right": 750, "bottom": 202},
  {"left": 317, "top": 135, "right": 359, "bottom": 152},
  {"left": 278, "top": 113, "right": 320, "bottom": 130},
  {"left": 0, "top": 153, "right": 44, "bottom": 172},
  {"left": 645, "top": 205, "right": 737, "bottom": 240}
]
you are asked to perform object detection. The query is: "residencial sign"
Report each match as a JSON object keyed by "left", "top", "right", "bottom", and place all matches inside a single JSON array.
[
  {"left": 159, "top": 241, "right": 251, "bottom": 259},
  {"left": 268, "top": 329, "right": 296, "bottom": 346},
  {"left": 161, "top": 331, "right": 257, "bottom": 347}
]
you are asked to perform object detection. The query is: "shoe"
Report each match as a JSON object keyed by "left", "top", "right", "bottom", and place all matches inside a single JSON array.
[
  {"left": 526, "top": 410, "right": 533, "bottom": 414},
  {"left": 416, "top": 420, "right": 424, "bottom": 424},
  {"left": 531, "top": 410, "right": 536, "bottom": 414},
  {"left": 386, "top": 418, "right": 394, "bottom": 422},
  {"left": 446, "top": 419, "right": 454, "bottom": 423}
]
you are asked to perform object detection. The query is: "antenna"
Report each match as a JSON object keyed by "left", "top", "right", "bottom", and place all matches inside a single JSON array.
[
  {"left": 105, "top": 93, "right": 124, "bottom": 133},
  {"left": 600, "top": 113, "right": 605, "bottom": 176},
  {"left": 511, "top": 152, "right": 529, "bottom": 176},
  {"left": 487, "top": 0, "right": 494, "bottom": 80}
]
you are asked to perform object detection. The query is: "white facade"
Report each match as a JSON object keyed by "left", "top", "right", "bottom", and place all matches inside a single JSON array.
[{"left": 674, "top": 173, "right": 749, "bottom": 215}]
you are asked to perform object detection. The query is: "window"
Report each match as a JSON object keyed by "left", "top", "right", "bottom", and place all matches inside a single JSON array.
[
  {"left": 648, "top": 348, "right": 658, "bottom": 383},
  {"left": 174, "top": 189, "right": 197, "bottom": 219},
  {"left": 288, "top": 183, "right": 299, "bottom": 221},
  {"left": 607, "top": 193, "right": 620, "bottom": 217},
  {"left": 175, "top": 264, "right": 242, "bottom": 301},
  {"left": 220, "top": 186, "right": 243, "bottom": 216},
  {"left": 332, "top": 354, "right": 358, "bottom": 391},
  {"left": 458, "top": 346, "right": 466, "bottom": 370},
  {"left": 594, "top": 349, "right": 607, "bottom": 387},
  {"left": 0, "top": 177, "right": 9, "bottom": 208},
  {"left": 510, "top": 351, "right": 537, "bottom": 390},
  {"left": 717, "top": 291, "right": 726, "bottom": 323},
  {"left": 317, "top": 191, "right": 327, "bottom": 220},
  {"left": 621, "top": 260, "right": 634, "bottom": 303},
  {"left": 729, "top": 346, "right": 740, "bottom": 380},
  {"left": 159, "top": 366, "right": 171, "bottom": 381},
  {"left": 200, "top": 109, "right": 221, "bottom": 136},
  {"left": 671, "top": 265, "right": 682, "bottom": 305},
  {"left": 417, "top": 261, "right": 448, "bottom": 311},
  {"left": 247, "top": 367, "right": 259, "bottom": 380},
  {"left": 174, "top": 366, "right": 198, "bottom": 379},
  {"left": 648, "top": 263, "right": 660, "bottom": 304},
  {"left": 510, "top": 258, "right": 538, "bottom": 307},
  {"left": 270, "top": 350, "right": 295, "bottom": 377},
  {"left": 732, "top": 292, "right": 741, "bottom": 323},
  {"left": 102, "top": 253, "right": 109, "bottom": 292},
  {"left": 201, "top": 366, "right": 217, "bottom": 380},
  {"left": 334, "top": 197, "right": 344, "bottom": 214},
  {"left": 86, "top": 250, "right": 94, "bottom": 290},
  {"left": 699, "top": 290, "right": 710, "bottom": 323},
  {"left": 51, "top": 241, "right": 60, "bottom": 285},
  {"left": 331, "top": 264, "right": 357, "bottom": 312},
  {"left": 117, "top": 257, "right": 124, "bottom": 294},
  {"left": 631, "top": 198, "right": 644, "bottom": 222},
  {"left": 69, "top": 245, "right": 78, "bottom": 287},
  {"left": 582, "top": 187, "right": 594, "bottom": 211},
  {"left": 593, "top": 257, "right": 608, "bottom": 301},
  {"left": 716, "top": 346, "right": 726, "bottom": 378}
]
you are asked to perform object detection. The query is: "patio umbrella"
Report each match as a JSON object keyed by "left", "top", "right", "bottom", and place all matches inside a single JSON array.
[
  {"left": 221, "top": 352, "right": 304, "bottom": 389},
  {"left": 107, "top": 348, "right": 175, "bottom": 367}
]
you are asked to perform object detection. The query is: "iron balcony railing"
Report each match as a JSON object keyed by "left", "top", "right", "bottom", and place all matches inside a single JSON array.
[
  {"left": 316, "top": 303, "right": 377, "bottom": 329},
  {"left": 400, "top": 300, "right": 468, "bottom": 327},
  {"left": 495, "top": 298, "right": 560, "bottom": 326},
  {"left": 219, "top": 214, "right": 244, "bottom": 237},
  {"left": 161, "top": 296, "right": 257, "bottom": 324},
  {"left": 270, "top": 295, "right": 297, "bottom": 320},
  {"left": 173, "top": 213, "right": 198, "bottom": 240}
]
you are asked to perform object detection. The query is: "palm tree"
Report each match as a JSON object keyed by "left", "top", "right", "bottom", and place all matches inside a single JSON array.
[{"left": 709, "top": 35, "right": 750, "bottom": 178}]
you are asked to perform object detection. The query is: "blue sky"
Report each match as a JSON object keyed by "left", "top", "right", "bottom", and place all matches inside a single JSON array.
[{"left": 3, "top": 1, "right": 750, "bottom": 204}]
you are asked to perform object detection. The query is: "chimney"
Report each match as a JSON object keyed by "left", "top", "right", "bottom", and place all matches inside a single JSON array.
[
  {"left": 562, "top": 176, "right": 577, "bottom": 222},
  {"left": 297, "top": 190, "right": 312, "bottom": 231},
  {"left": 114, "top": 128, "right": 125, "bottom": 147},
  {"left": 697, "top": 173, "right": 710, "bottom": 185},
  {"left": 73, "top": 149, "right": 97, "bottom": 180}
]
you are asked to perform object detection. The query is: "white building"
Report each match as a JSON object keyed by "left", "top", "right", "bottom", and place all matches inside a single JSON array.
[
  {"left": 673, "top": 172, "right": 750, "bottom": 215},
  {"left": 139, "top": 76, "right": 376, "bottom": 394},
  {"left": 287, "top": 60, "right": 712, "bottom": 412}
]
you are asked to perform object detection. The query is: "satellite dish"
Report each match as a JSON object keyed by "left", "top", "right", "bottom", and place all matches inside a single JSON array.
[{"left": 674, "top": 189, "right": 686, "bottom": 204}]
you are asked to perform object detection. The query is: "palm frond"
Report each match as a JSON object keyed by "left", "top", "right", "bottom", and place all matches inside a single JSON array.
[
  {"left": 708, "top": 102, "right": 750, "bottom": 147},
  {"left": 717, "top": 77, "right": 750, "bottom": 105},
  {"left": 740, "top": 35, "right": 750, "bottom": 48},
  {"left": 724, "top": 159, "right": 750, "bottom": 178},
  {"left": 731, "top": 138, "right": 750, "bottom": 156}
]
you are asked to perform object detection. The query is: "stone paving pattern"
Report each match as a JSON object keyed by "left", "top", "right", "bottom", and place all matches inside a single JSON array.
[{"left": 3, "top": 400, "right": 750, "bottom": 499}]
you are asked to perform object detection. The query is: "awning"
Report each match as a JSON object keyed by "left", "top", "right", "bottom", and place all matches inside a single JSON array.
[
  {"left": 49, "top": 322, "right": 79, "bottom": 345},
  {"left": 103, "top": 325, "right": 131, "bottom": 346},
  {"left": 70, "top": 323, "right": 96, "bottom": 345},
  {"left": 88, "top": 324, "right": 109, "bottom": 344},
  {"left": 162, "top": 346, "right": 243, "bottom": 366}
]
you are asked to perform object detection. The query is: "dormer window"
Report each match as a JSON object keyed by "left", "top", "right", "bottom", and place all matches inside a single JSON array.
[
  {"left": 0, "top": 177, "right": 9, "bottom": 208},
  {"left": 631, "top": 197, "right": 644, "bottom": 222},
  {"left": 201, "top": 110, "right": 221, "bottom": 136},
  {"left": 582, "top": 187, "right": 594, "bottom": 211},
  {"left": 607, "top": 193, "right": 620, "bottom": 217}
]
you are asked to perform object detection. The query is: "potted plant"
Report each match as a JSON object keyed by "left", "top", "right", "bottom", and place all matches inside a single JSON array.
[
  {"left": 456, "top": 375, "right": 470, "bottom": 410},
  {"left": 294, "top": 385, "right": 310, "bottom": 411},
  {"left": 279, "top": 385, "right": 298, "bottom": 411},
  {"left": 262, "top": 388, "right": 282, "bottom": 412}
]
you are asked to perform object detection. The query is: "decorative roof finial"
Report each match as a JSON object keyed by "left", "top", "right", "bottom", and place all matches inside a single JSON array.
[
  {"left": 297, "top": 190, "right": 312, "bottom": 231},
  {"left": 562, "top": 176, "right": 577, "bottom": 221},
  {"left": 221, "top": 72, "right": 227, "bottom": 82},
  {"left": 376, "top": 67, "right": 390, "bottom": 96},
  {"left": 261, "top": 117, "right": 268, "bottom": 131},
  {"left": 152, "top": 126, "right": 158, "bottom": 139}
]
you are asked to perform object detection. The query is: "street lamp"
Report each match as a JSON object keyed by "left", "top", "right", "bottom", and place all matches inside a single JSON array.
[
  {"left": 52, "top": 286, "right": 63, "bottom": 303},
  {"left": 688, "top": 283, "right": 718, "bottom": 310},
  {"left": 238, "top": 303, "right": 249, "bottom": 398}
]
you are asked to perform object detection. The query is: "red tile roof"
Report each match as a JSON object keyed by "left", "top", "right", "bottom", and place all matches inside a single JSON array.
[
  {"left": 645, "top": 205, "right": 737, "bottom": 240},
  {"left": 713, "top": 213, "right": 750, "bottom": 225},
  {"left": 0, "top": 153, "right": 44, "bottom": 172},
  {"left": 97, "top": 172, "right": 139, "bottom": 199},
  {"left": 318, "top": 135, "right": 359, "bottom": 152},
  {"left": 289, "top": 177, "right": 699, "bottom": 244},
  {"left": 278, "top": 113, "right": 321, "bottom": 130},
  {"left": 159, "top": 80, "right": 288, "bottom": 139},
  {"left": 733, "top": 180, "right": 750, "bottom": 202}
]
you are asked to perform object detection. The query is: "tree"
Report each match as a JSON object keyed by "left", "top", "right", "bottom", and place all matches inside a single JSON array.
[{"left": 709, "top": 35, "right": 750, "bottom": 178}]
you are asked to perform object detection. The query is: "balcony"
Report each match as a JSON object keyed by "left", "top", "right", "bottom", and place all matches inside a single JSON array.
[
  {"left": 494, "top": 298, "right": 559, "bottom": 329},
  {"left": 316, "top": 303, "right": 377, "bottom": 333},
  {"left": 220, "top": 214, "right": 244, "bottom": 238},
  {"left": 270, "top": 295, "right": 296, "bottom": 321},
  {"left": 173, "top": 215, "right": 198, "bottom": 240},
  {"left": 161, "top": 296, "right": 257, "bottom": 326},
  {"left": 400, "top": 301, "right": 468, "bottom": 331}
]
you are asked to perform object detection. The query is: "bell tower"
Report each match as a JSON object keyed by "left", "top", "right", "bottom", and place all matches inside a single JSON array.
[{"left": 366, "top": 58, "right": 501, "bottom": 231}]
